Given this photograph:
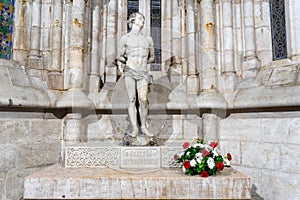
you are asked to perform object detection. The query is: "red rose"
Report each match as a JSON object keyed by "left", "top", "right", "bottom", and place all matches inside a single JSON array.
[
  {"left": 174, "top": 154, "right": 179, "bottom": 161},
  {"left": 183, "top": 161, "right": 191, "bottom": 169},
  {"left": 202, "top": 149, "right": 210, "bottom": 157},
  {"left": 182, "top": 142, "right": 190, "bottom": 149},
  {"left": 227, "top": 153, "right": 232, "bottom": 161},
  {"left": 200, "top": 171, "right": 209, "bottom": 177},
  {"left": 216, "top": 162, "right": 224, "bottom": 171},
  {"left": 209, "top": 141, "right": 218, "bottom": 148}
]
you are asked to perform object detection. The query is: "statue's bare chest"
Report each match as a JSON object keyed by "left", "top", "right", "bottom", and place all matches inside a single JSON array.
[{"left": 126, "top": 35, "right": 149, "bottom": 49}]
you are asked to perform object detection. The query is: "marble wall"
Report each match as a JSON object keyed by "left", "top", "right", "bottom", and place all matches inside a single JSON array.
[
  {"left": 0, "top": 116, "right": 61, "bottom": 200},
  {"left": 219, "top": 112, "right": 300, "bottom": 199}
]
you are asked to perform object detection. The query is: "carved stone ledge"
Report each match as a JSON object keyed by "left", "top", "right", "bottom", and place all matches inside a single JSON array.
[{"left": 24, "top": 164, "right": 251, "bottom": 199}]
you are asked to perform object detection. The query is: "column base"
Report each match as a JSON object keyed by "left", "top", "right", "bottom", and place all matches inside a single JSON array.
[
  {"left": 186, "top": 74, "right": 200, "bottom": 96},
  {"left": 242, "top": 56, "right": 261, "bottom": 79},
  {"left": 219, "top": 72, "right": 239, "bottom": 92},
  {"left": 55, "top": 89, "right": 94, "bottom": 109}
]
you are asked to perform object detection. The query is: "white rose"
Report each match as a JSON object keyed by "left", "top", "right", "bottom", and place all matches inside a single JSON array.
[
  {"left": 224, "top": 158, "right": 230, "bottom": 166},
  {"left": 212, "top": 150, "right": 219, "bottom": 158},
  {"left": 190, "top": 159, "right": 196, "bottom": 167},
  {"left": 196, "top": 157, "right": 202, "bottom": 163},
  {"left": 195, "top": 153, "right": 202, "bottom": 159},
  {"left": 207, "top": 157, "right": 215, "bottom": 169}
]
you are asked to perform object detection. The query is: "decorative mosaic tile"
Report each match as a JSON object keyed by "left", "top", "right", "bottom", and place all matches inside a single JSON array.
[{"left": 0, "top": 0, "right": 14, "bottom": 59}]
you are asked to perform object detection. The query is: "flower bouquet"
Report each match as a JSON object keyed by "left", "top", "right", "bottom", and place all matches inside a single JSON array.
[{"left": 174, "top": 138, "right": 232, "bottom": 177}]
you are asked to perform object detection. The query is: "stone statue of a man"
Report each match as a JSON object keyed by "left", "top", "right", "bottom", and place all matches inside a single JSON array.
[{"left": 118, "top": 12, "right": 155, "bottom": 138}]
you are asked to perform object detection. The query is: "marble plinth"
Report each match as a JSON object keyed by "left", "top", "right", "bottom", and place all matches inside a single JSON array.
[
  {"left": 65, "top": 142, "right": 182, "bottom": 168},
  {"left": 24, "top": 164, "right": 251, "bottom": 199}
]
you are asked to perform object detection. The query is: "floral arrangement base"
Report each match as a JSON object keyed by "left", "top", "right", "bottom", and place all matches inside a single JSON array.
[{"left": 24, "top": 164, "right": 251, "bottom": 199}]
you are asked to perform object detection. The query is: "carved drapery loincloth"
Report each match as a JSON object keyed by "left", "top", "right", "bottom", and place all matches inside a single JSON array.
[{"left": 123, "top": 67, "right": 153, "bottom": 83}]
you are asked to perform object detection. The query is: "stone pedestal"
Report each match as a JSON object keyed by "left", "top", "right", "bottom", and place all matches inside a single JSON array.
[
  {"left": 24, "top": 164, "right": 251, "bottom": 199},
  {"left": 65, "top": 143, "right": 182, "bottom": 168}
]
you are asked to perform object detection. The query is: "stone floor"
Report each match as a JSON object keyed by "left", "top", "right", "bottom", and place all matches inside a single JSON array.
[{"left": 24, "top": 164, "right": 251, "bottom": 199}]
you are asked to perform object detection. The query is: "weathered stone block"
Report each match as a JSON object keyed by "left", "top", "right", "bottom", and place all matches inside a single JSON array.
[
  {"left": 183, "top": 118, "right": 200, "bottom": 139},
  {"left": 0, "top": 172, "right": 4, "bottom": 200},
  {"left": 261, "top": 118, "right": 289, "bottom": 143},
  {"left": 0, "top": 144, "right": 17, "bottom": 171},
  {"left": 13, "top": 120, "right": 32, "bottom": 141},
  {"left": 261, "top": 118, "right": 300, "bottom": 145},
  {"left": 31, "top": 120, "right": 61, "bottom": 142},
  {"left": 0, "top": 67, "right": 12, "bottom": 86},
  {"left": 6, "top": 168, "right": 41, "bottom": 200},
  {"left": 255, "top": 67, "right": 272, "bottom": 86},
  {"left": 267, "top": 65, "right": 298, "bottom": 86},
  {"left": 280, "top": 144, "right": 300, "bottom": 173},
  {"left": 19, "top": 142, "right": 59, "bottom": 168},
  {"left": 287, "top": 118, "right": 300, "bottom": 144},
  {"left": 48, "top": 72, "right": 64, "bottom": 90},
  {"left": 241, "top": 142, "right": 280, "bottom": 169},
  {"left": 219, "top": 118, "right": 261, "bottom": 142},
  {"left": 261, "top": 169, "right": 300, "bottom": 200},
  {"left": 234, "top": 86, "right": 300, "bottom": 108},
  {"left": 7, "top": 66, "right": 32, "bottom": 87}
]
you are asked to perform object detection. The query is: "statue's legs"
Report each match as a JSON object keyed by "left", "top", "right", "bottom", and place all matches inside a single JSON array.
[
  {"left": 137, "top": 79, "right": 153, "bottom": 137},
  {"left": 124, "top": 76, "right": 138, "bottom": 137}
]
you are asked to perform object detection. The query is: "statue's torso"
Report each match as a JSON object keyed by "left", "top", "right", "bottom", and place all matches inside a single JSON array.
[{"left": 125, "top": 34, "right": 151, "bottom": 72}]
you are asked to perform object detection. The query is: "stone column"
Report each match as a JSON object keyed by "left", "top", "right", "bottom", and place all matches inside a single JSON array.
[
  {"left": 64, "top": 113, "right": 83, "bottom": 145},
  {"left": 287, "top": 0, "right": 300, "bottom": 61},
  {"left": 200, "top": 0, "right": 218, "bottom": 91},
  {"left": 252, "top": 0, "right": 272, "bottom": 67},
  {"left": 48, "top": 0, "right": 63, "bottom": 90},
  {"left": 140, "top": 0, "right": 151, "bottom": 36},
  {"left": 171, "top": 0, "right": 181, "bottom": 62},
  {"left": 68, "top": 0, "right": 86, "bottom": 90},
  {"left": 241, "top": 0, "right": 260, "bottom": 80},
  {"left": 180, "top": 2, "right": 188, "bottom": 78},
  {"left": 169, "top": 0, "right": 183, "bottom": 82},
  {"left": 105, "top": 0, "right": 118, "bottom": 82},
  {"left": 89, "top": 2, "right": 101, "bottom": 92},
  {"left": 61, "top": 0, "right": 72, "bottom": 89},
  {"left": 220, "top": 0, "right": 239, "bottom": 91},
  {"left": 202, "top": 113, "right": 219, "bottom": 142},
  {"left": 222, "top": 0, "right": 234, "bottom": 73},
  {"left": 56, "top": 0, "right": 94, "bottom": 147},
  {"left": 186, "top": 0, "right": 199, "bottom": 95},
  {"left": 194, "top": 0, "right": 226, "bottom": 109},
  {"left": 162, "top": 0, "right": 172, "bottom": 75},
  {"left": 100, "top": 2, "right": 107, "bottom": 83},
  {"left": 27, "top": 0, "right": 42, "bottom": 69},
  {"left": 13, "top": 0, "right": 31, "bottom": 66}
]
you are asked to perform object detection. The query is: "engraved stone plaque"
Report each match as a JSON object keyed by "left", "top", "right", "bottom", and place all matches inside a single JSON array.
[{"left": 121, "top": 147, "right": 161, "bottom": 169}]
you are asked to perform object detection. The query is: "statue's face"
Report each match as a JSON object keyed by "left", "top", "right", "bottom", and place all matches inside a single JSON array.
[{"left": 134, "top": 14, "right": 145, "bottom": 28}]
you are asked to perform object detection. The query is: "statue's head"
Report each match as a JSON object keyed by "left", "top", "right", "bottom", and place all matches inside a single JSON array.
[{"left": 127, "top": 12, "right": 145, "bottom": 29}]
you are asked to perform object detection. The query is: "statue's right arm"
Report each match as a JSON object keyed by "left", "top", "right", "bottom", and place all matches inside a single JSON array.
[{"left": 118, "top": 35, "right": 127, "bottom": 64}]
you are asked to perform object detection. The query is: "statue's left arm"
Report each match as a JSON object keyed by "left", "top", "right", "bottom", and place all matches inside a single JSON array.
[{"left": 147, "top": 37, "right": 155, "bottom": 64}]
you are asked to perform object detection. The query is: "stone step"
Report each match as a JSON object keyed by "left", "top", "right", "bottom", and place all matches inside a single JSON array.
[{"left": 24, "top": 164, "right": 251, "bottom": 199}]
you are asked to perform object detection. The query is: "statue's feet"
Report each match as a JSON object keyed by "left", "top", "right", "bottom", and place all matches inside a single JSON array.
[
  {"left": 128, "top": 128, "right": 138, "bottom": 137},
  {"left": 141, "top": 126, "right": 154, "bottom": 137}
]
